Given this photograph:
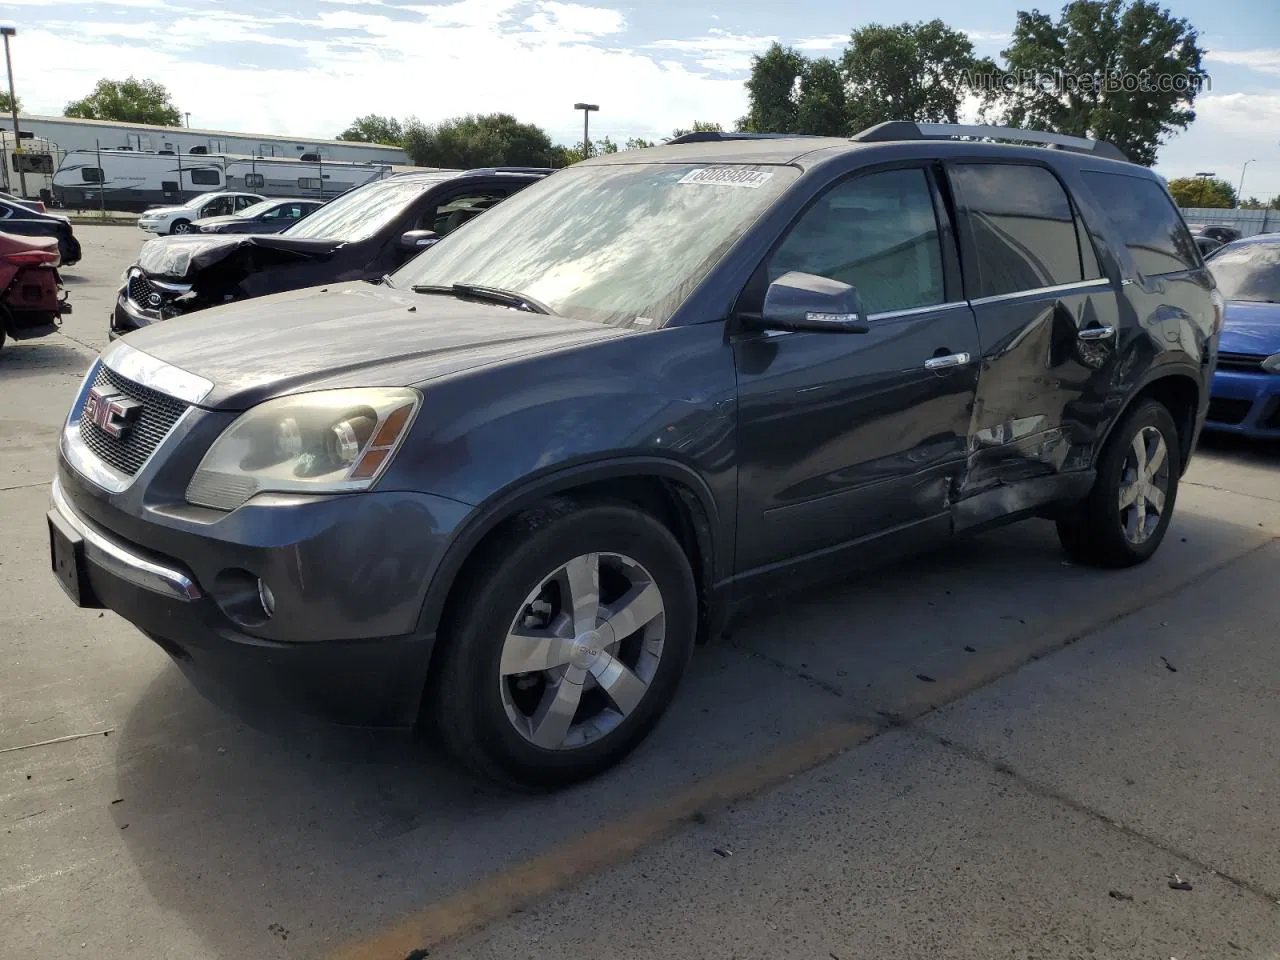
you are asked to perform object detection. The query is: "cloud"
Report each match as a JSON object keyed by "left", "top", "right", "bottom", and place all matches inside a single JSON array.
[
  {"left": 10, "top": 0, "right": 750, "bottom": 147},
  {"left": 646, "top": 30, "right": 778, "bottom": 75},
  {"left": 1155, "top": 92, "right": 1280, "bottom": 197},
  {"left": 1205, "top": 49, "right": 1280, "bottom": 77}
]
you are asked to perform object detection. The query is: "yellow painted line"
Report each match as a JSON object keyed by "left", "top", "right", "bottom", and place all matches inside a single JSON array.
[
  {"left": 332, "top": 719, "right": 879, "bottom": 960},
  {"left": 334, "top": 534, "right": 1277, "bottom": 960}
]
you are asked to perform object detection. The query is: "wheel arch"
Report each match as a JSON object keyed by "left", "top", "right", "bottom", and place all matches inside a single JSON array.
[
  {"left": 1101, "top": 366, "right": 1202, "bottom": 473},
  {"left": 416, "top": 457, "right": 725, "bottom": 646}
]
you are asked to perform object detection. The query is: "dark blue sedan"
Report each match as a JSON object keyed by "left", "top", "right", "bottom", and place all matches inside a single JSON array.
[
  {"left": 1205, "top": 233, "right": 1280, "bottom": 438},
  {"left": 193, "top": 198, "right": 325, "bottom": 235}
]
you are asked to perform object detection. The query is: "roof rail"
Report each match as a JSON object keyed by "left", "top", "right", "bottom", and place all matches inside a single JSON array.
[
  {"left": 664, "top": 131, "right": 822, "bottom": 145},
  {"left": 852, "top": 121, "right": 1128, "bottom": 162},
  {"left": 460, "top": 166, "right": 555, "bottom": 176}
]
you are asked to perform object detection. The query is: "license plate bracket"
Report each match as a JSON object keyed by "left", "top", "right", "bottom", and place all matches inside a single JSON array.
[{"left": 48, "top": 511, "right": 101, "bottom": 608}]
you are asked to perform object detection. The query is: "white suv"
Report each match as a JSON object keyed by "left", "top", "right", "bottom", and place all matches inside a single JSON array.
[{"left": 138, "top": 192, "right": 265, "bottom": 235}]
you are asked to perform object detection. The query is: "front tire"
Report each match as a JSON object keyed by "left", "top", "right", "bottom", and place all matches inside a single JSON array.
[
  {"left": 1057, "top": 399, "right": 1180, "bottom": 568},
  {"left": 169, "top": 220, "right": 192, "bottom": 235},
  {"left": 430, "top": 502, "right": 697, "bottom": 789}
]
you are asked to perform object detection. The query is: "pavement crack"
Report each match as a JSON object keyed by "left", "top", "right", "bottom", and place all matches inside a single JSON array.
[
  {"left": 916, "top": 727, "right": 1280, "bottom": 909},
  {"left": 56, "top": 330, "right": 102, "bottom": 355},
  {"left": 1185, "top": 480, "right": 1280, "bottom": 505},
  {"left": 0, "top": 480, "right": 48, "bottom": 494},
  {"left": 724, "top": 640, "right": 846, "bottom": 698}
]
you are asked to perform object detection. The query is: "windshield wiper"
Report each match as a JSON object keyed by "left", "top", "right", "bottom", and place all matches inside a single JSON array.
[{"left": 411, "top": 282, "right": 553, "bottom": 315}]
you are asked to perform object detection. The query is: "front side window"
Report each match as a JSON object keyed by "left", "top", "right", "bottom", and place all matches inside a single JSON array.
[
  {"left": 950, "top": 163, "right": 1085, "bottom": 298},
  {"left": 201, "top": 196, "right": 234, "bottom": 217},
  {"left": 420, "top": 191, "right": 511, "bottom": 235},
  {"left": 1209, "top": 241, "right": 1280, "bottom": 303},
  {"left": 395, "top": 163, "right": 800, "bottom": 327},
  {"left": 764, "top": 168, "right": 945, "bottom": 315},
  {"left": 1080, "top": 171, "right": 1199, "bottom": 277}
]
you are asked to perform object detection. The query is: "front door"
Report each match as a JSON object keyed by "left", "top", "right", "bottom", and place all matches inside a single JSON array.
[
  {"left": 733, "top": 165, "right": 981, "bottom": 575},
  {"left": 945, "top": 161, "right": 1122, "bottom": 496}
]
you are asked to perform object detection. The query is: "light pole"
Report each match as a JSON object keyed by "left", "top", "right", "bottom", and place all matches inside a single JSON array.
[
  {"left": 1194, "top": 171, "right": 1215, "bottom": 208},
  {"left": 184, "top": 112, "right": 191, "bottom": 128},
  {"left": 1235, "top": 159, "right": 1256, "bottom": 209},
  {"left": 1, "top": 25, "right": 26, "bottom": 199},
  {"left": 573, "top": 102, "right": 598, "bottom": 159}
]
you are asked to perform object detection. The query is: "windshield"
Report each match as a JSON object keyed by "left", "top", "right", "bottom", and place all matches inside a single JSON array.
[
  {"left": 236, "top": 199, "right": 283, "bottom": 219},
  {"left": 1210, "top": 242, "right": 1280, "bottom": 303},
  {"left": 393, "top": 162, "right": 799, "bottom": 327},
  {"left": 284, "top": 177, "right": 444, "bottom": 242}
]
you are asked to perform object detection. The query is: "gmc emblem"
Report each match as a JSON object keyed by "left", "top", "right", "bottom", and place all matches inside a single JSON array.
[{"left": 83, "top": 385, "right": 142, "bottom": 440}]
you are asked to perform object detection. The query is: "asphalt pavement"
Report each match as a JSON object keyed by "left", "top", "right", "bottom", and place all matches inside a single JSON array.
[{"left": 2, "top": 226, "right": 1279, "bottom": 960}]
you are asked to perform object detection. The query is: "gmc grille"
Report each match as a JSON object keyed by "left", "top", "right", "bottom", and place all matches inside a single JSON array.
[{"left": 78, "top": 365, "right": 189, "bottom": 476}]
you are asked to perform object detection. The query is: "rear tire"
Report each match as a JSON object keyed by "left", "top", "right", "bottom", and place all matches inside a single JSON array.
[
  {"left": 1057, "top": 399, "right": 1180, "bottom": 568},
  {"left": 169, "top": 220, "right": 192, "bottom": 235},
  {"left": 429, "top": 501, "right": 697, "bottom": 789}
]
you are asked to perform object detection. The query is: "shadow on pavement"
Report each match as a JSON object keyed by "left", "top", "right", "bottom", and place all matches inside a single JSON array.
[
  {"left": 107, "top": 504, "right": 1275, "bottom": 959},
  {"left": 0, "top": 339, "right": 93, "bottom": 382}
]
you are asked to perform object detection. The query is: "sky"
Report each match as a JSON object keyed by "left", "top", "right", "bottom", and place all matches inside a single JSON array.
[{"left": 0, "top": 0, "right": 1278, "bottom": 198}]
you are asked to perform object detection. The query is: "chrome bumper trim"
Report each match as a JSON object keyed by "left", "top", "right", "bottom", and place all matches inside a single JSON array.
[{"left": 51, "top": 475, "right": 202, "bottom": 601}]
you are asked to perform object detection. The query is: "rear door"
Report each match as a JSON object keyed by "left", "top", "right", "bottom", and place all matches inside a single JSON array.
[{"left": 945, "top": 161, "right": 1121, "bottom": 496}]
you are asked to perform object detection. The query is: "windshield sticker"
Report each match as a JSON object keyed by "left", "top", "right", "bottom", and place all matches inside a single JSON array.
[{"left": 678, "top": 167, "right": 774, "bottom": 189}]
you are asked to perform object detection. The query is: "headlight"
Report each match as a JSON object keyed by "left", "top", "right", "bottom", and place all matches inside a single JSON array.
[
  {"left": 1263, "top": 353, "right": 1280, "bottom": 373},
  {"left": 185, "top": 388, "right": 421, "bottom": 510}
]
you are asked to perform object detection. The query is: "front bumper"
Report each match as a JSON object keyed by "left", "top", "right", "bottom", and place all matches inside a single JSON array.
[
  {"left": 49, "top": 456, "right": 472, "bottom": 728},
  {"left": 137, "top": 220, "right": 166, "bottom": 234},
  {"left": 1205, "top": 369, "right": 1280, "bottom": 439},
  {"left": 111, "top": 289, "right": 158, "bottom": 338}
]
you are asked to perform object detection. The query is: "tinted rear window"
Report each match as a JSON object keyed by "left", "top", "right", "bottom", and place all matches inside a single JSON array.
[
  {"left": 1080, "top": 171, "right": 1199, "bottom": 277},
  {"left": 950, "top": 163, "right": 1085, "bottom": 298}
]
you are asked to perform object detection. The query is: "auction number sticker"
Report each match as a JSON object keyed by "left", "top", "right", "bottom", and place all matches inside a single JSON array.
[{"left": 678, "top": 167, "right": 774, "bottom": 188}]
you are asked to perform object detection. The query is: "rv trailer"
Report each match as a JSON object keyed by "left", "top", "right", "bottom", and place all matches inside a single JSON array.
[{"left": 52, "top": 151, "right": 403, "bottom": 211}]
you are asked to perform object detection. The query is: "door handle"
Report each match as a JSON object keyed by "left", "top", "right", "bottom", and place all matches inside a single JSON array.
[
  {"left": 923, "top": 352, "right": 972, "bottom": 371},
  {"left": 1077, "top": 325, "right": 1116, "bottom": 341}
]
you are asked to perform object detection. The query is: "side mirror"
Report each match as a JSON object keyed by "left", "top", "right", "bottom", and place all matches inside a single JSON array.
[
  {"left": 399, "top": 229, "right": 440, "bottom": 252},
  {"left": 744, "top": 271, "right": 869, "bottom": 334}
]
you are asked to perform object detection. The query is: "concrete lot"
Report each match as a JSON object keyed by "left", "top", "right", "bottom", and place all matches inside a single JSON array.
[{"left": 2, "top": 225, "right": 1279, "bottom": 959}]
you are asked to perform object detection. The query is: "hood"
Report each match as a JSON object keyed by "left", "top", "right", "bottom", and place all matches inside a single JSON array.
[
  {"left": 114, "top": 282, "right": 630, "bottom": 409},
  {"left": 136, "top": 233, "right": 342, "bottom": 279},
  {"left": 1219, "top": 300, "right": 1280, "bottom": 356},
  {"left": 141, "top": 206, "right": 183, "bottom": 218}
]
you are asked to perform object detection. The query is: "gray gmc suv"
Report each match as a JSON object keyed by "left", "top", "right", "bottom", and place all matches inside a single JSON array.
[{"left": 49, "top": 123, "right": 1220, "bottom": 787}]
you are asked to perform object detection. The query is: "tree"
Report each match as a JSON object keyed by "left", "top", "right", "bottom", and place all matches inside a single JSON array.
[
  {"left": 401, "top": 113, "right": 554, "bottom": 168},
  {"left": 996, "top": 0, "right": 1205, "bottom": 166},
  {"left": 1240, "top": 197, "right": 1264, "bottom": 210},
  {"left": 669, "top": 120, "right": 723, "bottom": 139},
  {"left": 0, "top": 92, "right": 19, "bottom": 113},
  {"left": 1166, "top": 176, "right": 1235, "bottom": 208},
  {"left": 624, "top": 136, "right": 656, "bottom": 150},
  {"left": 842, "top": 20, "right": 998, "bottom": 132},
  {"left": 336, "top": 114, "right": 403, "bottom": 145},
  {"left": 596, "top": 135, "right": 619, "bottom": 154},
  {"left": 64, "top": 77, "right": 182, "bottom": 126},
  {"left": 740, "top": 43, "right": 808, "bottom": 133},
  {"left": 795, "top": 57, "right": 848, "bottom": 136}
]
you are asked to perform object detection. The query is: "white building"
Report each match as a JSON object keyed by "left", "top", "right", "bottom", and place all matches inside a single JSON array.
[{"left": 5, "top": 114, "right": 408, "bottom": 166}]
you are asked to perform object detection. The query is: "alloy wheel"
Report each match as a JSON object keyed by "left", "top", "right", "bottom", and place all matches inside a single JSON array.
[
  {"left": 1118, "top": 425, "right": 1171, "bottom": 544},
  {"left": 499, "top": 551, "right": 666, "bottom": 751}
]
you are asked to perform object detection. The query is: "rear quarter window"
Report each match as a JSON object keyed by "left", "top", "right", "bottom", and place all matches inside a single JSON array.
[{"left": 1080, "top": 171, "right": 1199, "bottom": 277}]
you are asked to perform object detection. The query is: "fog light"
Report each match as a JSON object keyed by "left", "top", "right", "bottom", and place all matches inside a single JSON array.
[{"left": 257, "top": 579, "right": 276, "bottom": 617}]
